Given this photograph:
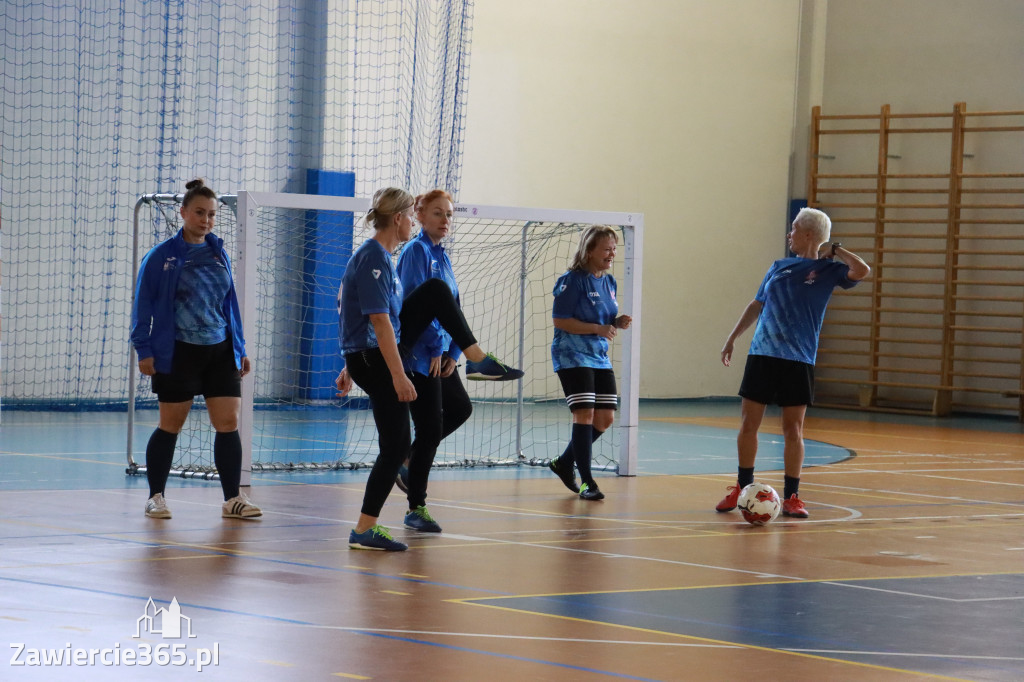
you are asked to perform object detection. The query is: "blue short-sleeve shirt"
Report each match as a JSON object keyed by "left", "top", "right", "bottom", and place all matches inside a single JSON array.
[
  {"left": 338, "top": 239, "right": 404, "bottom": 355},
  {"left": 551, "top": 269, "right": 618, "bottom": 371},
  {"left": 749, "top": 256, "right": 857, "bottom": 365}
]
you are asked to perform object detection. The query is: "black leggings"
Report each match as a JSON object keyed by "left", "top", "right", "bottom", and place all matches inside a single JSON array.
[
  {"left": 407, "top": 370, "right": 473, "bottom": 508},
  {"left": 346, "top": 279, "right": 478, "bottom": 518}
]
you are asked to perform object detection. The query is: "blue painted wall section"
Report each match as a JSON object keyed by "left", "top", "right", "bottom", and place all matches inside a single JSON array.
[{"left": 301, "top": 169, "right": 355, "bottom": 399}]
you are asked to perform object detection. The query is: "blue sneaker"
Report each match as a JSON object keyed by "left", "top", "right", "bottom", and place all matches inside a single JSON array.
[
  {"left": 465, "top": 353, "right": 524, "bottom": 381},
  {"left": 404, "top": 506, "right": 442, "bottom": 533},
  {"left": 349, "top": 524, "right": 408, "bottom": 551}
]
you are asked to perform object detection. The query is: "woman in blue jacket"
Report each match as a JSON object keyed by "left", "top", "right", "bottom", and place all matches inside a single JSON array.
[
  {"left": 130, "top": 179, "right": 260, "bottom": 521},
  {"left": 392, "top": 189, "right": 473, "bottom": 534}
]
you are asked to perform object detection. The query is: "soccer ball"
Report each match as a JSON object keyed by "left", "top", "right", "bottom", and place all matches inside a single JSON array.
[{"left": 737, "top": 482, "right": 781, "bottom": 526}]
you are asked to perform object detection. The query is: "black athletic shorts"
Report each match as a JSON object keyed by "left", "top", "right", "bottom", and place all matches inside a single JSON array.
[
  {"left": 556, "top": 367, "right": 618, "bottom": 412},
  {"left": 739, "top": 354, "right": 814, "bottom": 407},
  {"left": 151, "top": 339, "right": 242, "bottom": 403}
]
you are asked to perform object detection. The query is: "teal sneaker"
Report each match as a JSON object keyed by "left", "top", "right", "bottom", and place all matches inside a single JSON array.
[
  {"left": 579, "top": 482, "right": 605, "bottom": 501},
  {"left": 404, "top": 506, "right": 442, "bottom": 533},
  {"left": 349, "top": 524, "right": 408, "bottom": 551}
]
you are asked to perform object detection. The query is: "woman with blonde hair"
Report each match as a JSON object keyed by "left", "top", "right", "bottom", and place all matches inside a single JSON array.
[
  {"left": 336, "top": 187, "right": 521, "bottom": 550},
  {"left": 548, "top": 225, "right": 631, "bottom": 500}
]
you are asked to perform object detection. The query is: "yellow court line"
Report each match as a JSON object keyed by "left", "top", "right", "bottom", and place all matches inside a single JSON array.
[
  {"left": 452, "top": 601, "right": 972, "bottom": 682},
  {"left": 258, "top": 659, "right": 296, "bottom": 667},
  {"left": 0, "top": 451, "right": 128, "bottom": 467}
]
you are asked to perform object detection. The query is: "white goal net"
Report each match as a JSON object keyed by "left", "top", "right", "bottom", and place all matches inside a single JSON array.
[{"left": 128, "top": 192, "right": 642, "bottom": 481}]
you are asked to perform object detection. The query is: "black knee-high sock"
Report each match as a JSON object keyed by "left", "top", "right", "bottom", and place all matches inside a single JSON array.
[
  {"left": 571, "top": 423, "right": 595, "bottom": 485},
  {"left": 557, "top": 428, "right": 603, "bottom": 465},
  {"left": 738, "top": 466, "right": 755, "bottom": 489},
  {"left": 783, "top": 475, "right": 800, "bottom": 500},
  {"left": 146, "top": 428, "right": 178, "bottom": 498},
  {"left": 214, "top": 430, "right": 243, "bottom": 501}
]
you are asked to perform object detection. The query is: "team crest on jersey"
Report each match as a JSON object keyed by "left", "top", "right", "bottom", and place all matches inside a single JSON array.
[
  {"left": 804, "top": 270, "right": 818, "bottom": 285},
  {"left": 372, "top": 269, "right": 382, "bottom": 279}
]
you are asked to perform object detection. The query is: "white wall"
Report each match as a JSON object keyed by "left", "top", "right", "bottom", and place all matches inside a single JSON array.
[
  {"left": 821, "top": 0, "right": 1024, "bottom": 114},
  {"left": 461, "top": 0, "right": 803, "bottom": 398}
]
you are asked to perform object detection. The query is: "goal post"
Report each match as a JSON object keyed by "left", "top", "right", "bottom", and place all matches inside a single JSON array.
[{"left": 128, "top": 191, "right": 643, "bottom": 480}]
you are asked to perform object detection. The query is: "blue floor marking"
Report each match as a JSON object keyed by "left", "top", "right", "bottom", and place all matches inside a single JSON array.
[{"left": 468, "top": 574, "right": 1024, "bottom": 678}]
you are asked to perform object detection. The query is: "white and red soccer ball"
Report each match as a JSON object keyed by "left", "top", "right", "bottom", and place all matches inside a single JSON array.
[{"left": 737, "top": 482, "right": 781, "bottom": 526}]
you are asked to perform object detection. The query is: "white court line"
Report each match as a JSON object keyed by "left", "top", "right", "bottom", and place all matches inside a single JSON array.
[
  {"left": 293, "top": 625, "right": 741, "bottom": 648},
  {"left": 817, "top": 580, "right": 1024, "bottom": 603},
  {"left": 438, "top": 532, "right": 793, "bottom": 580},
  {"left": 436, "top": 501, "right": 864, "bottom": 527},
  {"left": 784, "top": 648, "right": 1024, "bottom": 662},
  {"left": 793, "top": 479, "right": 1024, "bottom": 509},
  {"left": 896, "top": 472, "right": 1024, "bottom": 488}
]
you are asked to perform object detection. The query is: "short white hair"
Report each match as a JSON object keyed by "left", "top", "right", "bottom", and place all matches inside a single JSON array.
[{"left": 793, "top": 207, "right": 831, "bottom": 244}]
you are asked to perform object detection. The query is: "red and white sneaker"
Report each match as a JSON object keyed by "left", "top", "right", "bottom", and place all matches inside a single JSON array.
[
  {"left": 781, "top": 494, "right": 809, "bottom": 518},
  {"left": 715, "top": 484, "right": 740, "bottom": 512}
]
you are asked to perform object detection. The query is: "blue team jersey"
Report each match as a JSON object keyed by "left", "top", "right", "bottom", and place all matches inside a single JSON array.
[
  {"left": 749, "top": 256, "right": 857, "bottom": 365},
  {"left": 174, "top": 242, "right": 231, "bottom": 345},
  {"left": 338, "top": 239, "right": 404, "bottom": 355},
  {"left": 396, "top": 231, "right": 462, "bottom": 375},
  {"left": 551, "top": 269, "right": 618, "bottom": 371}
]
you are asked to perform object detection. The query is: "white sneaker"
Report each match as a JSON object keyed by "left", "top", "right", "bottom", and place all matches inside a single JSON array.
[
  {"left": 145, "top": 493, "right": 171, "bottom": 519},
  {"left": 222, "top": 493, "right": 262, "bottom": 519}
]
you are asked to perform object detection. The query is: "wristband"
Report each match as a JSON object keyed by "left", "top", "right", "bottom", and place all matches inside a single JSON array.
[{"left": 830, "top": 242, "right": 842, "bottom": 257}]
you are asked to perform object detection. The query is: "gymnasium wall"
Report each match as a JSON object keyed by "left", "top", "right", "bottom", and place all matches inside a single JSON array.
[
  {"left": 462, "top": 0, "right": 1024, "bottom": 400},
  {"left": 460, "top": 0, "right": 803, "bottom": 398},
  {"left": 820, "top": 0, "right": 1024, "bottom": 114},
  {"left": 813, "top": 0, "right": 1024, "bottom": 413}
]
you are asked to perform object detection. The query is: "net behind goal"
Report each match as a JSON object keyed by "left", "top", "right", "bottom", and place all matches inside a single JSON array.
[{"left": 128, "top": 192, "right": 642, "bottom": 480}]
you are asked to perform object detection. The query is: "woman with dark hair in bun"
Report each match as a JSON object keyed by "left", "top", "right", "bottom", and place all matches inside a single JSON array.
[
  {"left": 131, "top": 179, "right": 261, "bottom": 520},
  {"left": 336, "top": 187, "right": 521, "bottom": 551}
]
